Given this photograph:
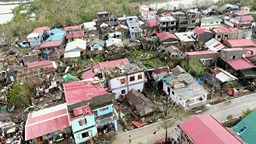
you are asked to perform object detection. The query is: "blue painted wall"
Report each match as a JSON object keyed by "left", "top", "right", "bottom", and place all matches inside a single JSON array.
[
  {"left": 93, "top": 104, "right": 113, "bottom": 117},
  {"left": 71, "top": 115, "right": 96, "bottom": 133}
]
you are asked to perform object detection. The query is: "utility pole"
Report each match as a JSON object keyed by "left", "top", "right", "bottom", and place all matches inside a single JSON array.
[{"left": 165, "top": 96, "right": 168, "bottom": 144}]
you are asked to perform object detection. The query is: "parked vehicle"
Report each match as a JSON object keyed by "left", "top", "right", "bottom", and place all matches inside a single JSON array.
[{"left": 18, "top": 40, "right": 30, "bottom": 48}]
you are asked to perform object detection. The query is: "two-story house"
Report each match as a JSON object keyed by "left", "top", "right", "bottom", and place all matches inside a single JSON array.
[
  {"left": 172, "top": 11, "right": 199, "bottom": 32},
  {"left": 212, "top": 27, "right": 243, "bottom": 41},
  {"left": 103, "top": 63, "right": 146, "bottom": 99},
  {"left": 126, "top": 16, "right": 142, "bottom": 38},
  {"left": 63, "top": 81, "right": 118, "bottom": 144},
  {"left": 162, "top": 66, "right": 208, "bottom": 111},
  {"left": 225, "top": 15, "right": 254, "bottom": 29},
  {"left": 200, "top": 17, "right": 222, "bottom": 29},
  {"left": 156, "top": 16, "right": 177, "bottom": 32}
]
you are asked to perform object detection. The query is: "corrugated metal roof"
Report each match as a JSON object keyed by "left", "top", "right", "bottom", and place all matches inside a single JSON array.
[
  {"left": 156, "top": 32, "right": 178, "bottom": 42},
  {"left": 93, "top": 58, "right": 130, "bottom": 71},
  {"left": 205, "top": 38, "right": 226, "bottom": 51},
  {"left": 25, "top": 103, "right": 70, "bottom": 140},
  {"left": 27, "top": 60, "right": 53, "bottom": 69},
  {"left": 236, "top": 15, "right": 254, "bottom": 22},
  {"left": 33, "top": 26, "right": 50, "bottom": 34},
  {"left": 213, "top": 27, "right": 239, "bottom": 33},
  {"left": 194, "top": 28, "right": 212, "bottom": 35},
  {"left": 63, "top": 81, "right": 108, "bottom": 105},
  {"left": 201, "top": 17, "right": 222, "bottom": 23},
  {"left": 40, "top": 40, "right": 63, "bottom": 48},
  {"left": 147, "top": 18, "right": 157, "bottom": 27},
  {"left": 227, "top": 58, "right": 255, "bottom": 70},
  {"left": 232, "top": 109, "right": 256, "bottom": 144},
  {"left": 66, "top": 31, "right": 84, "bottom": 39},
  {"left": 82, "top": 70, "right": 96, "bottom": 80},
  {"left": 179, "top": 115, "right": 243, "bottom": 144},
  {"left": 64, "top": 25, "right": 81, "bottom": 31},
  {"left": 224, "top": 39, "right": 255, "bottom": 48}
]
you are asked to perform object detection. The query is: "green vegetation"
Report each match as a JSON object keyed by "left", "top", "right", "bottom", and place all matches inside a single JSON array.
[
  {"left": 9, "top": 84, "right": 31, "bottom": 107},
  {"left": 243, "top": 108, "right": 253, "bottom": 116},
  {"left": 181, "top": 60, "right": 204, "bottom": 78},
  {"left": 227, "top": 114, "right": 233, "bottom": 120},
  {"left": 0, "top": 0, "right": 142, "bottom": 41}
]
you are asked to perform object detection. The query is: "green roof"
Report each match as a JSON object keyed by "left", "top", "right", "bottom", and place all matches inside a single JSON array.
[
  {"left": 201, "top": 17, "right": 222, "bottom": 23},
  {"left": 63, "top": 74, "right": 76, "bottom": 82},
  {"left": 219, "top": 5, "right": 229, "bottom": 12},
  {"left": 232, "top": 109, "right": 256, "bottom": 144}
]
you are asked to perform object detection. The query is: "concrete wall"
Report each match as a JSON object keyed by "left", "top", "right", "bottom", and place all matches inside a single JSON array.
[
  {"left": 187, "top": 53, "right": 220, "bottom": 63},
  {"left": 73, "top": 126, "right": 97, "bottom": 144},
  {"left": 163, "top": 82, "right": 207, "bottom": 110},
  {"left": 108, "top": 72, "right": 145, "bottom": 99},
  {"left": 71, "top": 115, "right": 96, "bottom": 133},
  {"left": 221, "top": 49, "right": 247, "bottom": 62},
  {"left": 64, "top": 48, "right": 81, "bottom": 58},
  {"left": 197, "top": 33, "right": 214, "bottom": 43},
  {"left": 92, "top": 104, "right": 113, "bottom": 117}
]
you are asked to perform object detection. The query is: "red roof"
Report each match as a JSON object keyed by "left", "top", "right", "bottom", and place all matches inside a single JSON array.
[
  {"left": 224, "top": 39, "right": 255, "bottom": 48},
  {"left": 73, "top": 105, "right": 92, "bottom": 117},
  {"left": 194, "top": 28, "right": 212, "bottom": 35},
  {"left": 234, "top": 11, "right": 250, "bottom": 16},
  {"left": 66, "top": 31, "right": 84, "bottom": 39},
  {"left": 33, "top": 26, "right": 50, "bottom": 34},
  {"left": 156, "top": 32, "right": 178, "bottom": 42},
  {"left": 236, "top": 15, "right": 254, "bottom": 22},
  {"left": 25, "top": 104, "right": 70, "bottom": 140},
  {"left": 141, "top": 9, "right": 157, "bottom": 15},
  {"left": 185, "top": 50, "right": 219, "bottom": 56},
  {"left": 179, "top": 115, "right": 243, "bottom": 144},
  {"left": 132, "top": 120, "right": 147, "bottom": 128},
  {"left": 227, "top": 58, "right": 255, "bottom": 70},
  {"left": 162, "top": 12, "right": 172, "bottom": 16},
  {"left": 82, "top": 70, "right": 96, "bottom": 80},
  {"left": 147, "top": 18, "right": 157, "bottom": 27},
  {"left": 93, "top": 58, "right": 130, "bottom": 71},
  {"left": 64, "top": 25, "right": 81, "bottom": 31},
  {"left": 63, "top": 81, "right": 108, "bottom": 105},
  {"left": 40, "top": 40, "right": 63, "bottom": 48},
  {"left": 27, "top": 60, "right": 52, "bottom": 69},
  {"left": 213, "top": 27, "right": 239, "bottom": 33}
]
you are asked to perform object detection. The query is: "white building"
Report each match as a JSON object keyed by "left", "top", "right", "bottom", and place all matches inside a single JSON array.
[
  {"left": 104, "top": 64, "right": 146, "bottom": 99},
  {"left": 126, "top": 16, "right": 142, "bottom": 38},
  {"left": 162, "top": 66, "right": 208, "bottom": 111},
  {"left": 27, "top": 26, "right": 50, "bottom": 47},
  {"left": 140, "top": 5, "right": 157, "bottom": 20},
  {"left": 64, "top": 39, "right": 86, "bottom": 58}
]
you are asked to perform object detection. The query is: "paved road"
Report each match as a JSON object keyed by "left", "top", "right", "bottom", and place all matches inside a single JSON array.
[
  {"left": 203, "top": 93, "right": 256, "bottom": 123},
  {"left": 113, "top": 93, "right": 256, "bottom": 144}
]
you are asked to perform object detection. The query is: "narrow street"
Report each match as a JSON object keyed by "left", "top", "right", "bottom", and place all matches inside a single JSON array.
[{"left": 113, "top": 93, "right": 256, "bottom": 144}]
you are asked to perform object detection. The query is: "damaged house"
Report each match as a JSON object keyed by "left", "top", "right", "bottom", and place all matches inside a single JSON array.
[
  {"left": 126, "top": 89, "right": 155, "bottom": 117},
  {"left": 103, "top": 63, "right": 146, "bottom": 99},
  {"left": 63, "top": 81, "right": 118, "bottom": 143},
  {"left": 162, "top": 66, "right": 208, "bottom": 111}
]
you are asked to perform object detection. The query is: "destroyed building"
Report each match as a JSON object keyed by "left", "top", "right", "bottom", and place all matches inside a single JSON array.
[
  {"left": 126, "top": 89, "right": 155, "bottom": 117},
  {"left": 162, "top": 66, "right": 208, "bottom": 111}
]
